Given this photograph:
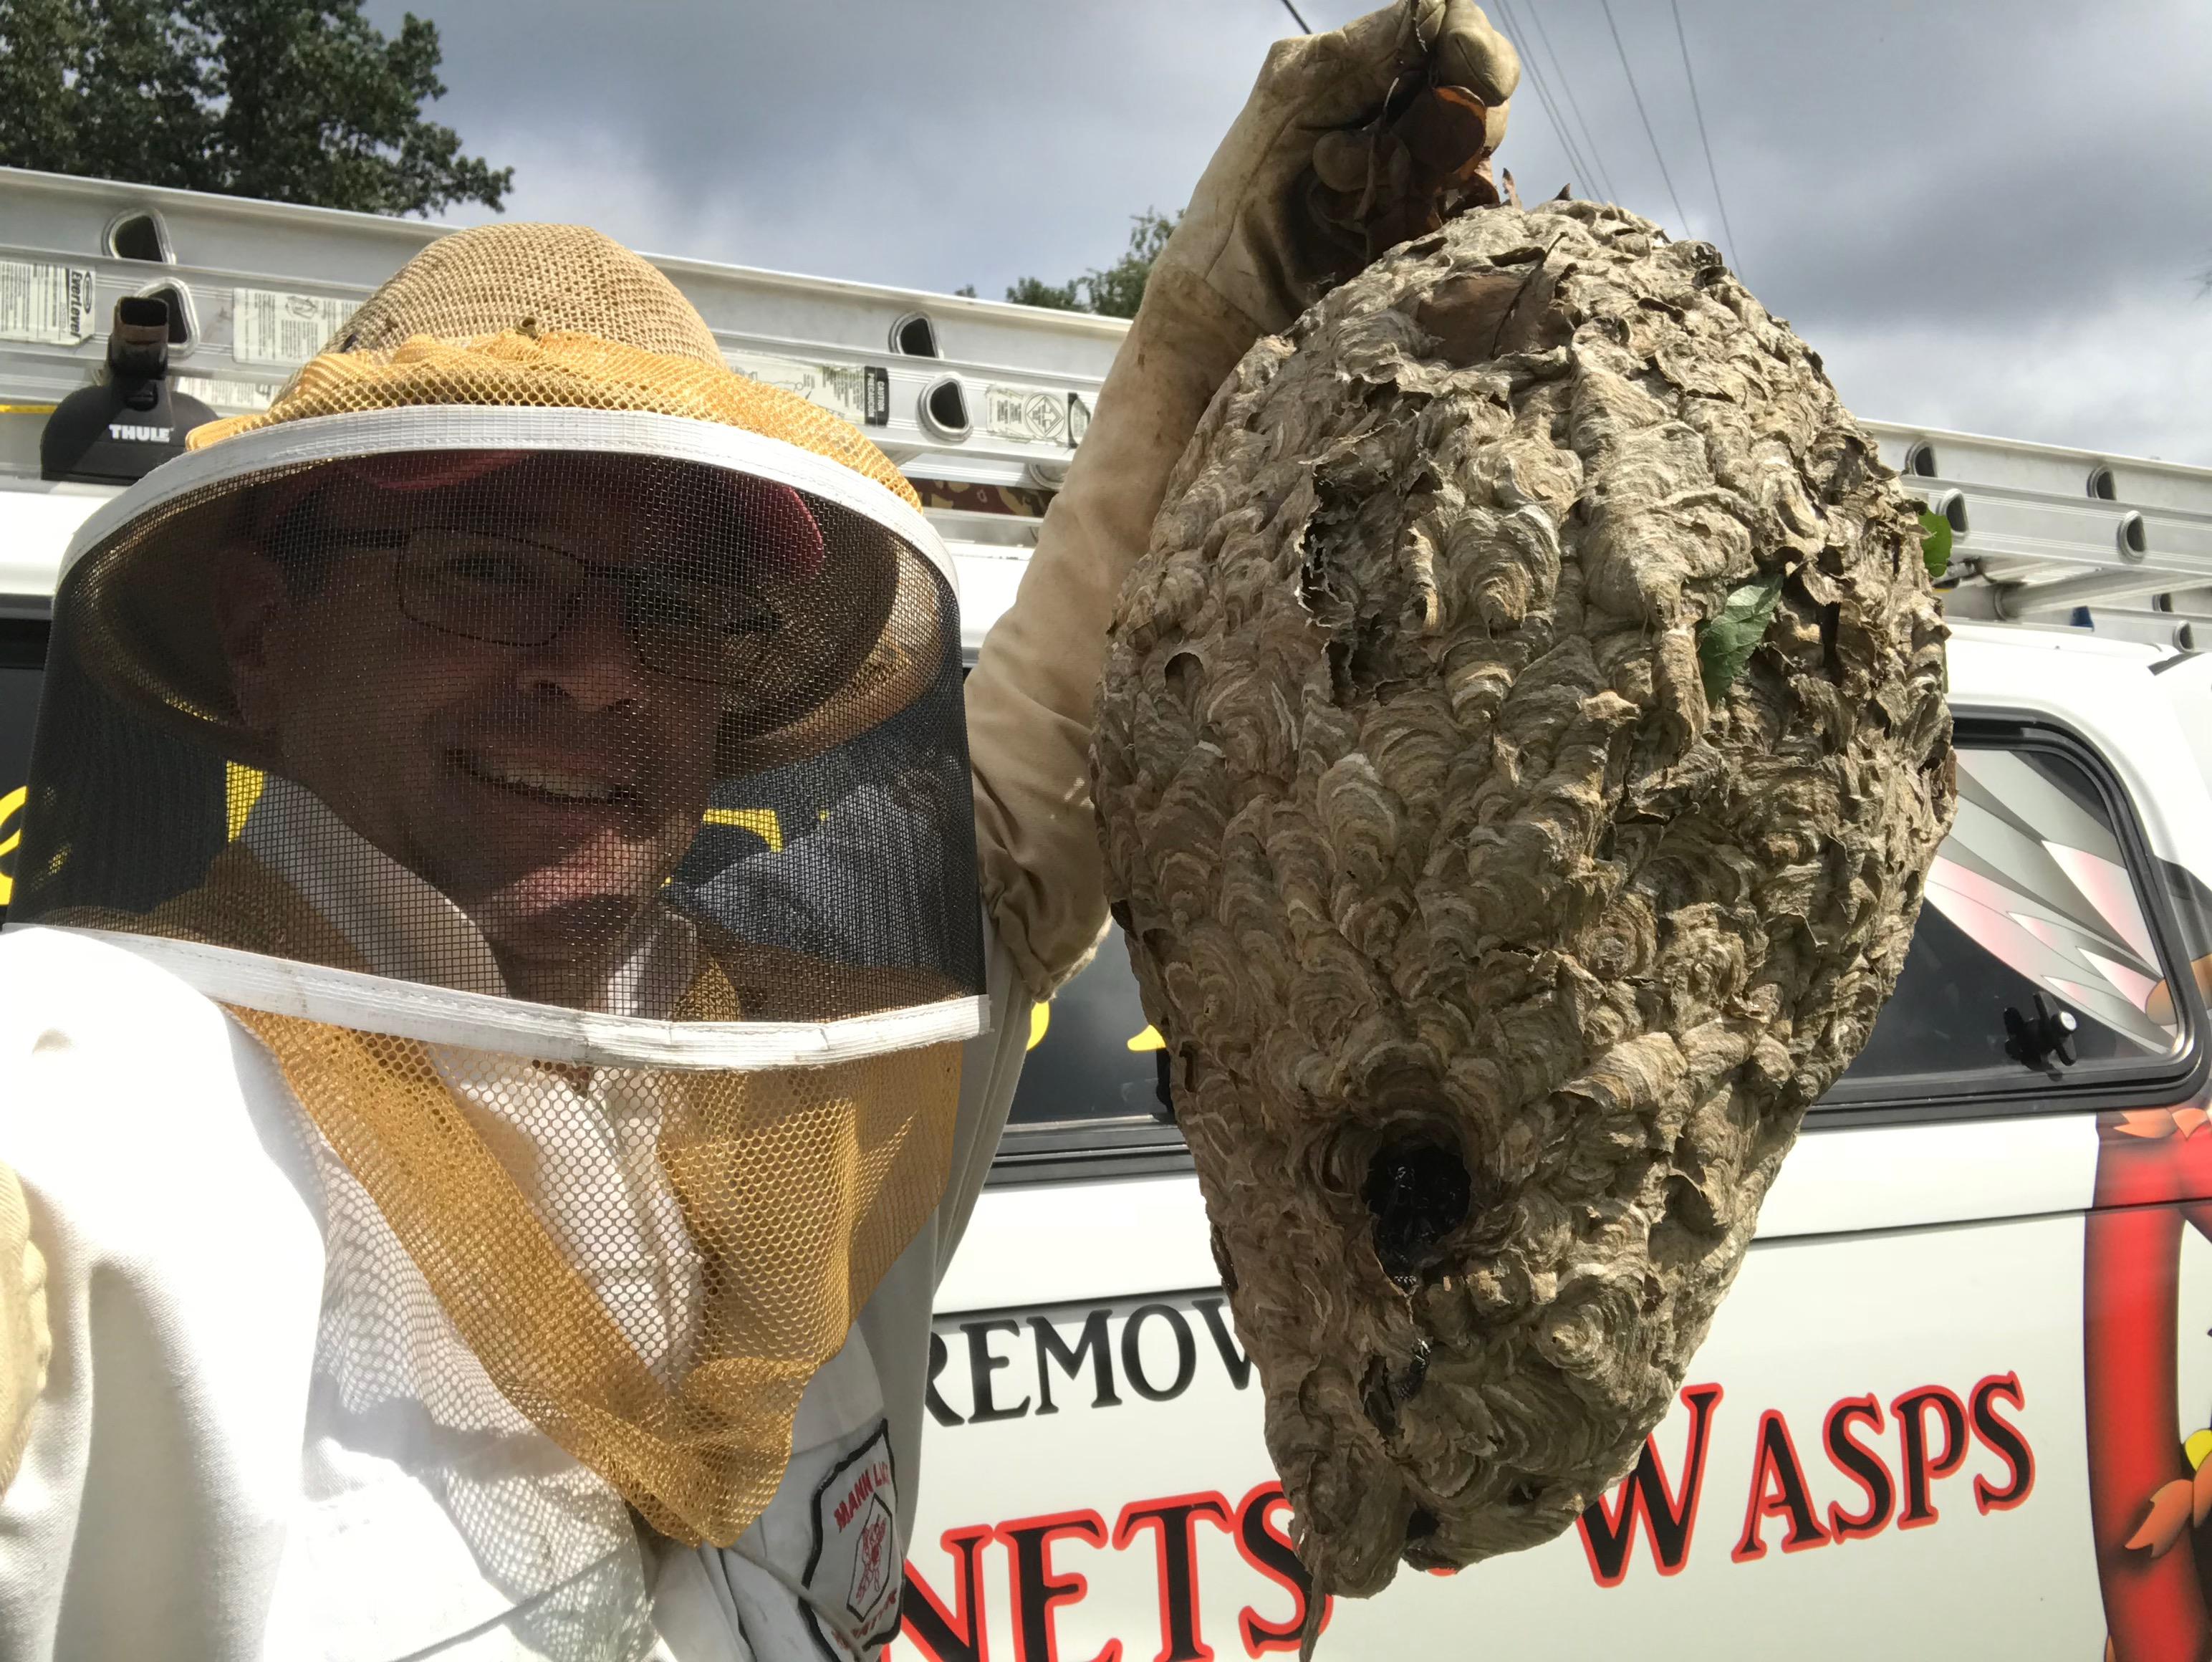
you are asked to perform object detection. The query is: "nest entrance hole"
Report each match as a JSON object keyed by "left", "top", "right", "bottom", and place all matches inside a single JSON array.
[{"left": 1363, "top": 1135, "right": 1471, "bottom": 1289}]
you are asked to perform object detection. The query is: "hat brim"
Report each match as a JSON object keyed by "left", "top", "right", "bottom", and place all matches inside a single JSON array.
[{"left": 57, "top": 412, "right": 955, "bottom": 779}]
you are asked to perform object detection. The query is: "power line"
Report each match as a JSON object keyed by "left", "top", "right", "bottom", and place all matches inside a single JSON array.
[
  {"left": 1598, "top": 0, "right": 1691, "bottom": 234},
  {"left": 1668, "top": 0, "right": 1743, "bottom": 277},
  {"left": 1521, "top": 0, "right": 1619, "bottom": 202},
  {"left": 1279, "top": 0, "right": 1312, "bottom": 31},
  {"left": 1486, "top": 0, "right": 1592, "bottom": 193},
  {"left": 1489, "top": 0, "right": 1597, "bottom": 197}
]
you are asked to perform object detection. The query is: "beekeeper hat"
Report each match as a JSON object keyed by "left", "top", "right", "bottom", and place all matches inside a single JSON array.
[{"left": 64, "top": 221, "right": 946, "bottom": 775}]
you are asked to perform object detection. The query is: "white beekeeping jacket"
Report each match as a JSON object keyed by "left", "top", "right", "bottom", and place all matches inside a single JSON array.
[
  {"left": 0, "top": 222, "right": 1029, "bottom": 1660},
  {"left": 0, "top": 914, "right": 1026, "bottom": 1660}
]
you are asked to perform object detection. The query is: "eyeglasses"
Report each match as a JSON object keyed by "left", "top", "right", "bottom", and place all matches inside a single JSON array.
[{"left": 383, "top": 528, "right": 782, "bottom": 688}]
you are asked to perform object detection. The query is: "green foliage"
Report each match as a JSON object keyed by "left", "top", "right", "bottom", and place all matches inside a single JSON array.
[
  {"left": 0, "top": 0, "right": 93, "bottom": 178},
  {"left": 1075, "top": 208, "right": 1178, "bottom": 319},
  {"left": 1003, "top": 208, "right": 1182, "bottom": 318},
  {"left": 1696, "top": 572, "right": 1785, "bottom": 706},
  {"left": 0, "top": 0, "right": 510, "bottom": 216},
  {"left": 1917, "top": 509, "right": 1953, "bottom": 581},
  {"left": 1003, "top": 276, "right": 1082, "bottom": 312}
]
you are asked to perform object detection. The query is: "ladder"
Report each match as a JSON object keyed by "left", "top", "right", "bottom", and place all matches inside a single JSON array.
[
  {"left": 5, "top": 165, "right": 2210, "bottom": 654},
  {"left": 0, "top": 167, "right": 1119, "bottom": 652}
]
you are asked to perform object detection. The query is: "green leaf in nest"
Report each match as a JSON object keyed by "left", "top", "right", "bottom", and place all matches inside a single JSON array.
[
  {"left": 1918, "top": 509, "right": 1953, "bottom": 581},
  {"left": 1696, "top": 573, "right": 1786, "bottom": 706}
]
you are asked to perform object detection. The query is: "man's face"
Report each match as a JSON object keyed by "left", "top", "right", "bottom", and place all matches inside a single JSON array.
[{"left": 218, "top": 455, "right": 728, "bottom": 991}]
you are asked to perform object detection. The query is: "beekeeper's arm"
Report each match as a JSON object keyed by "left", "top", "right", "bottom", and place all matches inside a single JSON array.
[{"left": 965, "top": 0, "right": 1519, "bottom": 1001}]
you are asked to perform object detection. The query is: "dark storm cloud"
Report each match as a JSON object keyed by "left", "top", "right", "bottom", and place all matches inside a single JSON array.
[
  {"left": 372, "top": 0, "right": 2212, "bottom": 461},
  {"left": 367, "top": 0, "right": 1268, "bottom": 290},
  {"left": 1490, "top": 0, "right": 2212, "bottom": 459}
]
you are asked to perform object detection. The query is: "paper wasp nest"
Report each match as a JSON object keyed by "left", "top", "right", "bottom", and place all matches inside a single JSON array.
[{"left": 1092, "top": 201, "right": 1955, "bottom": 1599}]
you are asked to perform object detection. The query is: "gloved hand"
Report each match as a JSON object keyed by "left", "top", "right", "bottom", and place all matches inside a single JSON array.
[
  {"left": 966, "top": 0, "right": 1519, "bottom": 999},
  {"left": 0, "top": 1161, "right": 49, "bottom": 1495}
]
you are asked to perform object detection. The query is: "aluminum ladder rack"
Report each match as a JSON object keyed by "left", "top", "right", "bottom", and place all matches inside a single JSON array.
[{"left": 6, "top": 166, "right": 2210, "bottom": 655}]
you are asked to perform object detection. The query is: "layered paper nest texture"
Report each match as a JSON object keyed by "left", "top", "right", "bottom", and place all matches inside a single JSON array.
[{"left": 1093, "top": 201, "right": 1956, "bottom": 1596}]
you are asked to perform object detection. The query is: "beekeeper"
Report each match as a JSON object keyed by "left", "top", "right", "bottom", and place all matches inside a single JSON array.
[{"left": 0, "top": 3, "right": 1514, "bottom": 1657}]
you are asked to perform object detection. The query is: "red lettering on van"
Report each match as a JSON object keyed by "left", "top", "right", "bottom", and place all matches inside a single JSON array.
[
  {"left": 1113, "top": 1493, "right": 1235, "bottom": 1661},
  {"left": 1822, "top": 1394, "right": 1896, "bottom": 1541},
  {"left": 994, "top": 1508, "right": 1117, "bottom": 1662},
  {"left": 1576, "top": 1383, "right": 1725, "bottom": 1587},
  {"left": 892, "top": 1369, "right": 2037, "bottom": 1651},
  {"left": 1893, "top": 1384, "right": 1972, "bottom": 1528},
  {"left": 1968, "top": 1373, "right": 2034, "bottom": 1513},
  {"left": 900, "top": 1525, "right": 992, "bottom": 1662},
  {"left": 1230, "top": 1484, "right": 1330, "bottom": 1657},
  {"left": 1733, "top": 1409, "right": 1832, "bottom": 1561}
]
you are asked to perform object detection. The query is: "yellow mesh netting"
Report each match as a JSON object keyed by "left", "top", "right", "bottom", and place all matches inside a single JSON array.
[
  {"left": 340, "top": 224, "right": 727, "bottom": 366},
  {"left": 64, "top": 847, "right": 964, "bottom": 1547},
  {"left": 188, "top": 329, "right": 920, "bottom": 514},
  {"left": 231, "top": 1010, "right": 960, "bottom": 1547}
]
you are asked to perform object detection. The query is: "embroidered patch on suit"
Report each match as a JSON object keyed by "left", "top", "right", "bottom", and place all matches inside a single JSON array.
[{"left": 804, "top": 1420, "right": 901, "bottom": 1657}]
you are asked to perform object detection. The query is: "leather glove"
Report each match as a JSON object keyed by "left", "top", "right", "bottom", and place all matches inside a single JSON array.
[
  {"left": 966, "top": 0, "right": 1519, "bottom": 999},
  {"left": 0, "top": 1161, "right": 49, "bottom": 1495}
]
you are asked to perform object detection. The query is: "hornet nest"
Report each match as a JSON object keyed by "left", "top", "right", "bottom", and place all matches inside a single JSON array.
[{"left": 1091, "top": 200, "right": 1956, "bottom": 1602}]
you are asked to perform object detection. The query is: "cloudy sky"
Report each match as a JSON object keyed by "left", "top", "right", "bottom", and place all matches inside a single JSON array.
[{"left": 365, "top": 0, "right": 2212, "bottom": 466}]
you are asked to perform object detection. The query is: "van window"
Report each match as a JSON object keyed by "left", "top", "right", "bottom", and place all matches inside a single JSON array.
[
  {"left": 996, "top": 723, "right": 2206, "bottom": 1173},
  {"left": 1829, "top": 742, "right": 2189, "bottom": 1093},
  {"left": 996, "top": 918, "right": 1186, "bottom": 1180},
  {"left": 0, "top": 622, "right": 47, "bottom": 921},
  {"left": 1009, "top": 923, "right": 1168, "bottom": 1127}
]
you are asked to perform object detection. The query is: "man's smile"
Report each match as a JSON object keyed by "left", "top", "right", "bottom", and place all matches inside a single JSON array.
[{"left": 452, "top": 747, "right": 635, "bottom": 810}]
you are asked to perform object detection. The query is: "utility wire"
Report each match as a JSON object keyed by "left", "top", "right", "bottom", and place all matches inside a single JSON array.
[
  {"left": 1485, "top": 1, "right": 1560, "bottom": 176},
  {"left": 1524, "top": 0, "right": 1619, "bottom": 203},
  {"left": 1279, "top": 0, "right": 1312, "bottom": 31},
  {"left": 1668, "top": 0, "right": 1743, "bottom": 277},
  {"left": 1598, "top": 0, "right": 1691, "bottom": 234},
  {"left": 1489, "top": 0, "right": 1596, "bottom": 196}
]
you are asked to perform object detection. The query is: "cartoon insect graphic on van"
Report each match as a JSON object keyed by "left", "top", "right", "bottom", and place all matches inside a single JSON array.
[{"left": 2084, "top": 1076, "right": 2212, "bottom": 1662}]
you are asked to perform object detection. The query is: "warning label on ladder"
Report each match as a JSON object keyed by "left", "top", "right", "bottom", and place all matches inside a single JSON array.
[
  {"left": 232, "top": 287, "right": 359, "bottom": 366},
  {"left": 985, "top": 383, "right": 1086, "bottom": 448},
  {"left": 985, "top": 384, "right": 1064, "bottom": 446},
  {"left": 174, "top": 375, "right": 276, "bottom": 413},
  {"left": 727, "top": 351, "right": 890, "bottom": 427},
  {"left": 0, "top": 260, "right": 98, "bottom": 346}
]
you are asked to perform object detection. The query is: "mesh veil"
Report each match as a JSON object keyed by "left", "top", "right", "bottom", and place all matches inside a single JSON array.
[{"left": 9, "top": 420, "right": 983, "bottom": 1552}]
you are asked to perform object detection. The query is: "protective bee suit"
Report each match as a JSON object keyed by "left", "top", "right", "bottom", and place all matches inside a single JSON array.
[
  {"left": 0, "top": 5, "right": 1516, "bottom": 1658},
  {"left": 0, "top": 221, "right": 1009, "bottom": 1661}
]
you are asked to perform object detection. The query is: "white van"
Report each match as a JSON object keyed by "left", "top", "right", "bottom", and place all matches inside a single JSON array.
[
  {"left": 912, "top": 621, "right": 2212, "bottom": 1661},
  {"left": 5, "top": 168, "right": 2212, "bottom": 1661}
]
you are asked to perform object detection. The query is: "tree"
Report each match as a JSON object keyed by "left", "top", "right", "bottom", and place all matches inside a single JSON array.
[
  {"left": 0, "top": 0, "right": 510, "bottom": 216},
  {"left": 1003, "top": 275, "right": 1082, "bottom": 312},
  {"left": 1001, "top": 208, "right": 1181, "bottom": 319}
]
